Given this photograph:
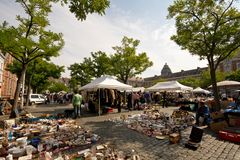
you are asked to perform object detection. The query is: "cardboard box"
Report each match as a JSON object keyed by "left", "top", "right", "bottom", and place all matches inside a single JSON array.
[
  {"left": 211, "top": 112, "right": 224, "bottom": 120},
  {"left": 169, "top": 133, "right": 180, "bottom": 144},
  {"left": 229, "top": 118, "right": 240, "bottom": 127},
  {"left": 210, "top": 121, "right": 228, "bottom": 133}
]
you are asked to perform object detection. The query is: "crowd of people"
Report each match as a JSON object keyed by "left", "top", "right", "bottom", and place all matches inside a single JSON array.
[
  {"left": 42, "top": 90, "right": 240, "bottom": 128},
  {"left": 44, "top": 92, "right": 74, "bottom": 104}
]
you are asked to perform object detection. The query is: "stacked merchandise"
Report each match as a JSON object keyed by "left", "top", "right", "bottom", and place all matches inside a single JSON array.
[
  {"left": 218, "top": 113, "right": 240, "bottom": 143},
  {"left": 209, "top": 111, "right": 228, "bottom": 132},
  {"left": 0, "top": 115, "right": 140, "bottom": 160},
  {"left": 0, "top": 118, "right": 99, "bottom": 159},
  {"left": 116, "top": 110, "right": 195, "bottom": 138}
]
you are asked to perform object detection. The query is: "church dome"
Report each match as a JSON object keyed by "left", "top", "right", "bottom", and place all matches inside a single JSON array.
[{"left": 161, "top": 63, "right": 172, "bottom": 77}]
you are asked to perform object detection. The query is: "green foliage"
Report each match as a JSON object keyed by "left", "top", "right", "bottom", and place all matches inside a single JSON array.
[
  {"left": 110, "top": 36, "right": 153, "bottom": 83},
  {"left": 69, "top": 77, "right": 80, "bottom": 91},
  {"left": 64, "top": 0, "right": 110, "bottom": 21},
  {"left": 30, "top": 60, "right": 64, "bottom": 92},
  {"left": 225, "top": 70, "right": 240, "bottom": 81},
  {"left": 69, "top": 36, "right": 153, "bottom": 86},
  {"left": 7, "top": 59, "right": 64, "bottom": 93},
  {"left": 0, "top": 0, "right": 110, "bottom": 110},
  {"left": 179, "top": 77, "right": 201, "bottom": 88},
  {"left": 89, "top": 51, "right": 112, "bottom": 77},
  {"left": 0, "top": 0, "right": 64, "bottom": 109},
  {"left": 168, "top": 0, "right": 240, "bottom": 108},
  {"left": 168, "top": 0, "right": 240, "bottom": 64},
  {"left": 68, "top": 51, "right": 111, "bottom": 89},
  {"left": 200, "top": 70, "right": 226, "bottom": 88},
  {"left": 48, "top": 81, "right": 69, "bottom": 93},
  {"left": 68, "top": 59, "right": 93, "bottom": 87},
  {"left": 152, "top": 78, "right": 166, "bottom": 84},
  {"left": 0, "top": 1, "right": 64, "bottom": 64}
]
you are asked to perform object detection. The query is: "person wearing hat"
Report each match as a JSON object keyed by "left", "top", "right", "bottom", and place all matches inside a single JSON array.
[{"left": 195, "top": 100, "right": 211, "bottom": 126}]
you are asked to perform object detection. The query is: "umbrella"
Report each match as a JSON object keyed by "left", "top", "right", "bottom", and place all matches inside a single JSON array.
[
  {"left": 193, "top": 87, "right": 211, "bottom": 94},
  {"left": 208, "top": 80, "right": 240, "bottom": 97},
  {"left": 209, "top": 80, "right": 240, "bottom": 88}
]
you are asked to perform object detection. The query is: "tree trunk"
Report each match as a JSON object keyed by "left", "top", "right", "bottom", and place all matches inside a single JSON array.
[
  {"left": 10, "top": 63, "right": 27, "bottom": 118},
  {"left": 26, "top": 75, "right": 32, "bottom": 107},
  {"left": 20, "top": 68, "right": 26, "bottom": 109},
  {"left": 26, "top": 61, "right": 36, "bottom": 107},
  {"left": 209, "top": 66, "right": 221, "bottom": 111}
]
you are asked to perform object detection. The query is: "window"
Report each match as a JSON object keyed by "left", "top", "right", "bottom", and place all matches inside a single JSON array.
[
  {"left": 224, "top": 61, "right": 231, "bottom": 72},
  {"left": 236, "top": 62, "right": 240, "bottom": 70},
  {"left": 31, "top": 95, "right": 39, "bottom": 98}
]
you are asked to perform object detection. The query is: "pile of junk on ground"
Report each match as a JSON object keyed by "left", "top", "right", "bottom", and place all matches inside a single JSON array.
[
  {"left": 0, "top": 114, "right": 140, "bottom": 160},
  {"left": 111, "top": 109, "right": 196, "bottom": 145},
  {"left": 111, "top": 101, "right": 240, "bottom": 148},
  {"left": 209, "top": 100, "right": 240, "bottom": 143}
]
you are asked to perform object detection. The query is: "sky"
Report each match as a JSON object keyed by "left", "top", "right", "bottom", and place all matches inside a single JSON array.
[{"left": 0, "top": 0, "right": 208, "bottom": 78}]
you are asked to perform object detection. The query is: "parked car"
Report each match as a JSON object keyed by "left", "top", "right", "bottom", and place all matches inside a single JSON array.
[{"left": 29, "top": 94, "right": 46, "bottom": 105}]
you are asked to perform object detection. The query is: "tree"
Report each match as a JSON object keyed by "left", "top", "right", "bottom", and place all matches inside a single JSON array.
[
  {"left": 0, "top": 0, "right": 64, "bottom": 115},
  {"left": 68, "top": 58, "right": 93, "bottom": 87},
  {"left": 0, "top": 0, "right": 110, "bottom": 117},
  {"left": 29, "top": 60, "right": 64, "bottom": 92},
  {"left": 60, "top": 0, "right": 110, "bottom": 21},
  {"left": 48, "top": 81, "right": 69, "bottom": 93},
  {"left": 179, "top": 77, "right": 201, "bottom": 88},
  {"left": 168, "top": 0, "right": 240, "bottom": 110},
  {"left": 110, "top": 36, "right": 153, "bottom": 84},
  {"left": 69, "top": 77, "right": 79, "bottom": 91},
  {"left": 225, "top": 70, "right": 240, "bottom": 81},
  {"left": 89, "top": 51, "right": 112, "bottom": 77},
  {"left": 8, "top": 59, "right": 64, "bottom": 105},
  {"left": 200, "top": 70, "right": 226, "bottom": 89},
  {"left": 68, "top": 51, "right": 112, "bottom": 89}
]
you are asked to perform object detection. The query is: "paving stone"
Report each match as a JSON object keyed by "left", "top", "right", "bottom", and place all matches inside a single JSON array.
[{"left": 24, "top": 104, "right": 240, "bottom": 160}]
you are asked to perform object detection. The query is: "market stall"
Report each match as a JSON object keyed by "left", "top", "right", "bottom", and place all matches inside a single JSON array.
[
  {"left": 146, "top": 81, "right": 194, "bottom": 109},
  {"left": 146, "top": 81, "right": 193, "bottom": 92},
  {"left": 208, "top": 80, "right": 240, "bottom": 98},
  {"left": 80, "top": 75, "right": 132, "bottom": 115},
  {"left": 0, "top": 115, "right": 140, "bottom": 159},
  {"left": 193, "top": 87, "right": 211, "bottom": 95}
]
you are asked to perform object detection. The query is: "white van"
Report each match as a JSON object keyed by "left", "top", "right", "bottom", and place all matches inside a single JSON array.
[{"left": 29, "top": 94, "right": 46, "bottom": 105}]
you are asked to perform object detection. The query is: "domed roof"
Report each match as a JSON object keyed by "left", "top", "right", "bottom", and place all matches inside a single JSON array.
[{"left": 161, "top": 63, "right": 172, "bottom": 77}]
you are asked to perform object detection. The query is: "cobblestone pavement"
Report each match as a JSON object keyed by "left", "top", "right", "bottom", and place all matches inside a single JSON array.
[
  {"left": 17, "top": 104, "right": 240, "bottom": 159},
  {"left": 79, "top": 118, "right": 240, "bottom": 160}
]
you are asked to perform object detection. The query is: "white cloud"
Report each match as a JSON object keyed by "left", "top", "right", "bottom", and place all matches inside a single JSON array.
[
  {"left": 0, "top": 1, "right": 208, "bottom": 78},
  {"left": 42, "top": 3, "right": 208, "bottom": 77}
]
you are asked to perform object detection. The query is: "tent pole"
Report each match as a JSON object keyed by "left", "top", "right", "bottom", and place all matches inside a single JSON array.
[{"left": 98, "top": 89, "right": 100, "bottom": 116}]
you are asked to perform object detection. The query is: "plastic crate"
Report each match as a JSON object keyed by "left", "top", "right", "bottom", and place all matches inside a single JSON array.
[{"left": 219, "top": 130, "right": 240, "bottom": 143}]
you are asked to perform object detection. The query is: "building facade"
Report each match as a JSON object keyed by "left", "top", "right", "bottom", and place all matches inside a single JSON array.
[
  {"left": 1, "top": 53, "right": 18, "bottom": 99},
  {"left": 127, "top": 53, "right": 240, "bottom": 88},
  {"left": 0, "top": 52, "right": 5, "bottom": 97},
  {"left": 218, "top": 53, "right": 240, "bottom": 73},
  {"left": 128, "top": 63, "right": 208, "bottom": 87},
  {"left": 127, "top": 77, "right": 144, "bottom": 87}
]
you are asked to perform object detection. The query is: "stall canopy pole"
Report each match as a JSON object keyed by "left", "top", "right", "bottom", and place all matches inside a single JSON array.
[{"left": 98, "top": 89, "right": 101, "bottom": 116}]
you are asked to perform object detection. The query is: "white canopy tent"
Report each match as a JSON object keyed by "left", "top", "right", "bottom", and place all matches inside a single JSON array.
[
  {"left": 193, "top": 87, "right": 211, "bottom": 94},
  {"left": 146, "top": 81, "right": 193, "bottom": 92},
  {"left": 80, "top": 75, "right": 132, "bottom": 115},
  {"left": 208, "top": 80, "right": 240, "bottom": 88},
  {"left": 126, "top": 87, "right": 145, "bottom": 93},
  {"left": 208, "top": 80, "right": 240, "bottom": 97}
]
